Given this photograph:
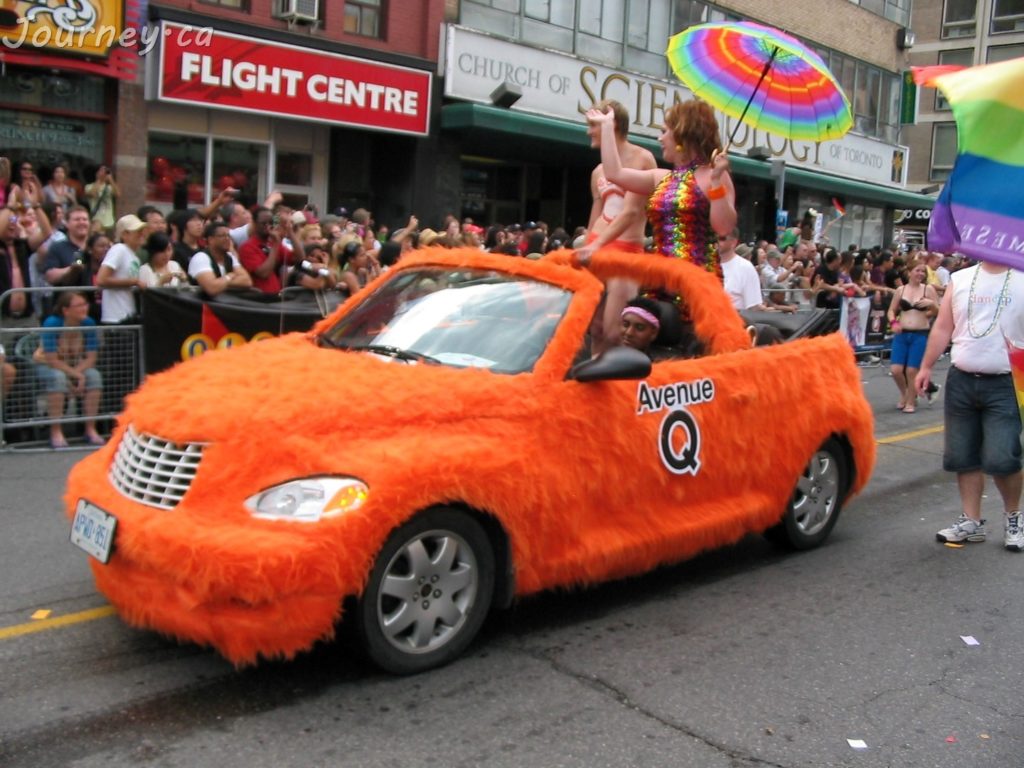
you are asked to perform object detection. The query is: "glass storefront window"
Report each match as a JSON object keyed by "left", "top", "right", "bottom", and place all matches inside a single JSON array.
[
  {"left": 212, "top": 139, "right": 266, "bottom": 209},
  {"left": 275, "top": 152, "right": 313, "bottom": 186},
  {"left": 0, "top": 66, "right": 108, "bottom": 194},
  {"left": 147, "top": 134, "right": 268, "bottom": 210},
  {"left": 148, "top": 133, "right": 207, "bottom": 207}
]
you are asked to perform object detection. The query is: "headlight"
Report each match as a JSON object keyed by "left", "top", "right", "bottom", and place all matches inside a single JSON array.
[{"left": 244, "top": 477, "right": 369, "bottom": 522}]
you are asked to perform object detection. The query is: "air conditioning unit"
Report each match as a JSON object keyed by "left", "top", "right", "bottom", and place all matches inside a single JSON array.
[{"left": 275, "top": 0, "right": 319, "bottom": 24}]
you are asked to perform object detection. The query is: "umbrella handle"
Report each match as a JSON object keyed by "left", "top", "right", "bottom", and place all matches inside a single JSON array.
[{"left": 727, "top": 45, "right": 779, "bottom": 147}]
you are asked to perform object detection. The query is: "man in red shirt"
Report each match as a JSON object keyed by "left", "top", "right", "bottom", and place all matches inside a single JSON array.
[{"left": 238, "top": 207, "right": 293, "bottom": 294}]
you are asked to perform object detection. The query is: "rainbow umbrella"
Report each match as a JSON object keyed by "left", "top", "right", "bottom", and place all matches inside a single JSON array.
[{"left": 666, "top": 22, "right": 852, "bottom": 144}]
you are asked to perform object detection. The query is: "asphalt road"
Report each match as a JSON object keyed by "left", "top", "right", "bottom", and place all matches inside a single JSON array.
[{"left": 2, "top": 358, "right": 1022, "bottom": 768}]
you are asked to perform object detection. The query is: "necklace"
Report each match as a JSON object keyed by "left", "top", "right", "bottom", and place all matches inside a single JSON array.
[{"left": 966, "top": 266, "right": 1012, "bottom": 339}]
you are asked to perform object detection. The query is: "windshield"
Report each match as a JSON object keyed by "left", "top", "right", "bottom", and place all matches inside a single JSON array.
[{"left": 321, "top": 268, "right": 573, "bottom": 374}]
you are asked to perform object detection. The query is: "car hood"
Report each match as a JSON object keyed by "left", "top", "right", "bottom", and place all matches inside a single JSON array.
[{"left": 123, "top": 333, "right": 538, "bottom": 445}]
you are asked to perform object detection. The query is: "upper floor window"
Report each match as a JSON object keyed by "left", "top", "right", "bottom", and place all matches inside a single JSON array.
[
  {"left": 345, "top": 0, "right": 383, "bottom": 38},
  {"left": 935, "top": 49, "right": 973, "bottom": 110},
  {"left": 988, "top": 42, "right": 1024, "bottom": 61},
  {"left": 943, "top": 0, "right": 977, "bottom": 38},
  {"left": 931, "top": 123, "right": 958, "bottom": 182},
  {"left": 992, "top": 0, "right": 1024, "bottom": 33},
  {"left": 458, "top": 0, "right": 899, "bottom": 143},
  {"left": 202, "top": 0, "right": 247, "bottom": 7}
]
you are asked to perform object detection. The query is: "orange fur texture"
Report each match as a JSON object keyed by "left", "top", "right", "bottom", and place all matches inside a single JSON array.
[{"left": 65, "top": 246, "right": 876, "bottom": 664}]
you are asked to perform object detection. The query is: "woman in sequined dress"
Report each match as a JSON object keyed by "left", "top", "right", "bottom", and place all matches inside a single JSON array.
[{"left": 585, "top": 100, "right": 736, "bottom": 279}]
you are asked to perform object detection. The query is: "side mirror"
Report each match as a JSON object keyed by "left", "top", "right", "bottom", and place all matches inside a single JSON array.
[{"left": 570, "top": 345, "right": 652, "bottom": 382}]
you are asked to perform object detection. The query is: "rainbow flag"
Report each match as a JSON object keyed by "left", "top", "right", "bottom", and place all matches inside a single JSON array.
[
  {"left": 831, "top": 197, "right": 846, "bottom": 217},
  {"left": 915, "top": 58, "right": 1024, "bottom": 268},
  {"left": 1006, "top": 337, "right": 1024, "bottom": 426}
]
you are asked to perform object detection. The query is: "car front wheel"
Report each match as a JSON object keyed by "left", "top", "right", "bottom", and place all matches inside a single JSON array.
[
  {"left": 356, "top": 509, "right": 495, "bottom": 675},
  {"left": 767, "top": 437, "right": 848, "bottom": 550}
]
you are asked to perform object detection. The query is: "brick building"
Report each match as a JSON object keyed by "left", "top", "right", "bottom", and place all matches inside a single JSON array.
[
  {"left": 440, "top": 0, "right": 934, "bottom": 248},
  {"left": 2, "top": 1, "right": 941, "bottom": 246},
  {"left": 900, "top": 0, "right": 1024, "bottom": 241}
]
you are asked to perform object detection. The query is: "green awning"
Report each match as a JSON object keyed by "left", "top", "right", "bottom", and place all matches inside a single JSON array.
[{"left": 441, "top": 102, "right": 934, "bottom": 209}]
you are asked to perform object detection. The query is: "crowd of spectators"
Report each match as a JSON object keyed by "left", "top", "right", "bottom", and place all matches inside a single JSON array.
[{"left": 1, "top": 156, "right": 973, "bottom": 444}]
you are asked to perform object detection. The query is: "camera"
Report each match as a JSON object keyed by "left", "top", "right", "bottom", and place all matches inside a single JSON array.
[{"left": 299, "top": 259, "right": 330, "bottom": 278}]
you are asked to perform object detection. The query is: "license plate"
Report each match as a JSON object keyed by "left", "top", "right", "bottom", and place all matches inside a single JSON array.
[{"left": 70, "top": 499, "right": 117, "bottom": 564}]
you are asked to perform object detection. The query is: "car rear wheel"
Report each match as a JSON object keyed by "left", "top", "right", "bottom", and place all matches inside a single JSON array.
[
  {"left": 356, "top": 509, "right": 495, "bottom": 675},
  {"left": 767, "top": 437, "right": 848, "bottom": 550}
]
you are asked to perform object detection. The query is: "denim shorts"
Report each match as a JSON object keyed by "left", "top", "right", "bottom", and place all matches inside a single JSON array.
[
  {"left": 943, "top": 366, "right": 1022, "bottom": 475},
  {"left": 35, "top": 365, "right": 102, "bottom": 394},
  {"left": 890, "top": 329, "right": 929, "bottom": 368}
]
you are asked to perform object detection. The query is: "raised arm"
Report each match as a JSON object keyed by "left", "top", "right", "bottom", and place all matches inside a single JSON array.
[{"left": 585, "top": 108, "right": 661, "bottom": 196}]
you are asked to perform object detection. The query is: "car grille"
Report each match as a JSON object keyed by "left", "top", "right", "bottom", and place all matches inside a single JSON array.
[{"left": 110, "top": 426, "right": 206, "bottom": 510}]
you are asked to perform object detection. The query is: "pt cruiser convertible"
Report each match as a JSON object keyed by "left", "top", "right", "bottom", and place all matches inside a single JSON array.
[{"left": 66, "top": 247, "right": 875, "bottom": 674}]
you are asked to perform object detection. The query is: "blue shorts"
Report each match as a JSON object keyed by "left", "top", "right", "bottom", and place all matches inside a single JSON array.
[
  {"left": 890, "top": 329, "right": 928, "bottom": 368},
  {"left": 943, "top": 367, "right": 1022, "bottom": 475},
  {"left": 35, "top": 365, "right": 102, "bottom": 395}
]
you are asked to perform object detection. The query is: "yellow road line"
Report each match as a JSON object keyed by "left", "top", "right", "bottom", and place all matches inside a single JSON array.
[
  {"left": 0, "top": 605, "right": 116, "bottom": 640},
  {"left": 877, "top": 424, "right": 945, "bottom": 444}
]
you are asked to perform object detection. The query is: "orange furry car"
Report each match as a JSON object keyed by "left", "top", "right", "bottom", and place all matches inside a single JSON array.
[{"left": 65, "top": 247, "right": 875, "bottom": 674}]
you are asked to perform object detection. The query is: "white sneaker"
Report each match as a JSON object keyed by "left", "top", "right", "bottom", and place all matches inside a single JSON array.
[
  {"left": 1005, "top": 512, "right": 1024, "bottom": 551},
  {"left": 936, "top": 515, "right": 986, "bottom": 543}
]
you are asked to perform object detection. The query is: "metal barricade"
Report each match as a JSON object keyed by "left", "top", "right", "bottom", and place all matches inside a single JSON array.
[{"left": 1, "top": 286, "right": 143, "bottom": 451}]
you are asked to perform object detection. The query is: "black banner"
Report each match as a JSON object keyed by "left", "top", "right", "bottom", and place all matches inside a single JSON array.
[{"left": 141, "top": 289, "right": 342, "bottom": 374}]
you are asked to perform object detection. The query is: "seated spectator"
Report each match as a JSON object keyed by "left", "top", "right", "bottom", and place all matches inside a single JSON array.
[
  {"left": 188, "top": 222, "right": 253, "bottom": 296},
  {"left": 1, "top": 341, "right": 15, "bottom": 402},
  {"left": 619, "top": 297, "right": 662, "bottom": 355},
  {"left": 34, "top": 291, "right": 104, "bottom": 448},
  {"left": 139, "top": 232, "right": 186, "bottom": 288}
]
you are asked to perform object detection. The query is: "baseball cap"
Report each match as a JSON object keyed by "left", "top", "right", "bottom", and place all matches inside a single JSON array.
[
  {"left": 114, "top": 214, "right": 146, "bottom": 240},
  {"left": 334, "top": 206, "right": 350, "bottom": 218}
]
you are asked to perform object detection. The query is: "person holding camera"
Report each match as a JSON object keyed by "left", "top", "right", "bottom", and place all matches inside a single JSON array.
[
  {"left": 44, "top": 205, "right": 92, "bottom": 290},
  {"left": 238, "top": 207, "right": 294, "bottom": 294},
  {"left": 84, "top": 165, "right": 118, "bottom": 233},
  {"left": 287, "top": 243, "right": 336, "bottom": 292}
]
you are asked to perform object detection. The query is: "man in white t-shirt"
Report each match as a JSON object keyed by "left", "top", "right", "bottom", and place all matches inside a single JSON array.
[
  {"left": 719, "top": 232, "right": 793, "bottom": 313},
  {"left": 918, "top": 260, "right": 1024, "bottom": 551},
  {"left": 97, "top": 214, "right": 145, "bottom": 323}
]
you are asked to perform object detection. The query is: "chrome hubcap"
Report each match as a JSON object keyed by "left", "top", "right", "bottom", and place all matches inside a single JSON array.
[
  {"left": 377, "top": 530, "right": 479, "bottom": 655},
  {"left": 792, "top": 450, "right": 839, "bottom": 536}
]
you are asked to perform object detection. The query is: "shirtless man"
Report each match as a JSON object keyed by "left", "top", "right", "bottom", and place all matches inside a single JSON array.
[{"left": 575, "top": 99, "right": 656, "bottom": 354}]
